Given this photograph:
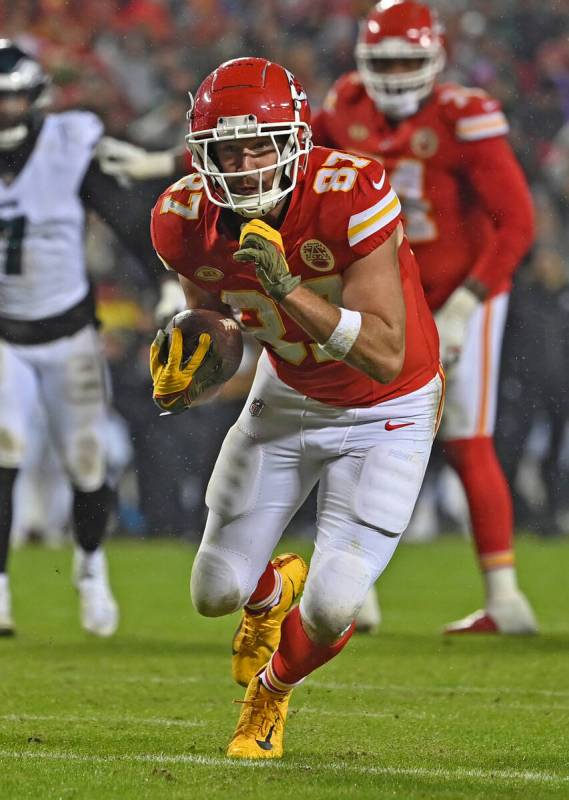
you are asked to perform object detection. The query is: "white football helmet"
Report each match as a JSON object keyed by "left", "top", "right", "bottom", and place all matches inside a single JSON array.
[{"left": 355, "top": 0, "right": 446, "bottom": 119}]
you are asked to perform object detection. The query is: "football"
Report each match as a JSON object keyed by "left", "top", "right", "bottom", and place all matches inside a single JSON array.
[{"left": 165, "top": 308, "right": 244, "bottom": 403}]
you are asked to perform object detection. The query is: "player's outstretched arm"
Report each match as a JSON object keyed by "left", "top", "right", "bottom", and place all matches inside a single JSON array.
[
  {"left": 284, "top": 226, "right": 406, "bottom": 384},
  {"left": 95, "top": 136, "right": 180, "bottom": 182},
  {"left": 337, "top": 224, "right": 406, "bottom": 382}
]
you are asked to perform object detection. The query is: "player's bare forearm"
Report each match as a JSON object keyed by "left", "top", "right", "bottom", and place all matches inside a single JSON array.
[
  {"left": 281, "top": 285, "right": 405, "bottom": 384},
  {"left": 346, "top": 305, "right": 405, "bottom": 383}
]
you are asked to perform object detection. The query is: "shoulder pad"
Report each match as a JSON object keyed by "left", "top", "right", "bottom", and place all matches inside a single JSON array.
[
  {"left": 322, "top": 71, "right": 367, "bottom": 112},
  {"left": 160, "top": 172, "right": 204, "bottom": 209},
  {"left": 306, "top": 151, "right": 400, "bottom": 250},
  {"left": 55, "top": 110, "right": 104, "bottom": 149},
  {"left": 151, "top": 174, "right": 204, "bottom": 266},
  {"left": 436, "top": 83, "right": 509, "bottom": 141},
  {"left": 347, "top": 158, "right": 401, "bottom": 247}
]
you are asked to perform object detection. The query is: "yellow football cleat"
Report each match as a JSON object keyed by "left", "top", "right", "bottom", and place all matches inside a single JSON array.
[
  {"left": 232, "top": 553, "right": 308, "bottom": 687},
  {"left": 226, "top": 675, "right": 291, "bottom": 759}
]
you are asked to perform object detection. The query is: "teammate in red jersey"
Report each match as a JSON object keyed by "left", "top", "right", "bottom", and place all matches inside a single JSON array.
[
  {"left": 150, "top": 56, "right": 442, "bottom": 758},
  {"left": 312, "top": 0, "right": 537, "bottom": 636}
]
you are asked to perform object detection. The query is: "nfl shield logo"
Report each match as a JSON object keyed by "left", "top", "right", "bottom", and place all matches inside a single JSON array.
[{"left": 249, "top": 398, "right": 265, "bottom": 417}]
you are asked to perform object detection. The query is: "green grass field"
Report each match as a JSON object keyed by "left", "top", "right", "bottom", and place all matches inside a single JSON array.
[{"left": 1, "top": 536, "right": 568, "bottom": 799}]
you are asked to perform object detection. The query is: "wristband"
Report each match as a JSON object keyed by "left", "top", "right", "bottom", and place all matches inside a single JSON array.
[{"left": 319, "top": 307, "right": 362, "bottom": 360}]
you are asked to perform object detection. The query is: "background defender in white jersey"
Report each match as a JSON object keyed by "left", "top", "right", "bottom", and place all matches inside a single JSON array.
[{"left": 0, "top": 40, "right": 159, "bottom": 637}]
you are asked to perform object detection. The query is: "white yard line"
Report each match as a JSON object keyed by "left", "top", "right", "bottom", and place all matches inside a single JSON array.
[
  {"left": 0, "top": 714, "right": 205, "bottom": 728},
  {"left": 4, "top": 702, "right": 565, "bottom": 735},
  {"left": 0, "top": 749, "right": 567, "bottom": 787},
  {"left": 98, "top": 673, "right": 569, "bottom": 700},
  {"left": 310, "top": 680, "right": 569, "bottom": 698},
  {"left": 296, "top": 706, "right": 429, "bottom": 720},
  {"left": 121, "top": 674, "right": 200, "bottom": 685}
]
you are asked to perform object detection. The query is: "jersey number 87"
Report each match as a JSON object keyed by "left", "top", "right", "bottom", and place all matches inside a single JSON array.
[{"left": 313, "top": 151, "right": 371, "bottom": 194}]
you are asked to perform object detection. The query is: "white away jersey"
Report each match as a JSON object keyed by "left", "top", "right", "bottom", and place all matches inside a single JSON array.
[{"left": 0, "top": 111, "right": 103, "bottom": 320}]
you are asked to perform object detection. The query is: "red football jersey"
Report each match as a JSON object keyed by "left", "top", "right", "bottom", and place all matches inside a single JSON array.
[
  {"left": 312, "top": 76, "right": 534, "bottom": 311},
  {"left": 151, "top": 146, "right": 439, "bottom": 408}
]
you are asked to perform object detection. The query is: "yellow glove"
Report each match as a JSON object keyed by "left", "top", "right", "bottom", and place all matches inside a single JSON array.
[
  {"left": 150, "top": 327, "right": 214, "bottom": 413},
  {"left": 233, "top": 219, "right": 300, "bottom": 302}
]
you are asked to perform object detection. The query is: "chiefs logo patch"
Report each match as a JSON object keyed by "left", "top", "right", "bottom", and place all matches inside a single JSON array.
[
  {"left": 410, "top": 128, "right": 439, "bottom": 158},
  {"left": 300, "top": 240, "right": 335, "bottom": 272},
  {"left": 348, "top": 123, "right": 370, "bottom": 142},
  {"left": 194, "top": 266, "right": 224, "bottom": 282}
]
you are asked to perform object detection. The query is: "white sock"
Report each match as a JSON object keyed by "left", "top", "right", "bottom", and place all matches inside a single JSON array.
[
  {"left": 484, "top": 566, "right": 519, "bottom": 605},
  {"left": 76, "top": 548, "right": 106, "bottom": 581}
]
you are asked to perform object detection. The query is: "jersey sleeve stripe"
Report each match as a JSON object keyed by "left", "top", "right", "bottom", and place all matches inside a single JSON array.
[
  {"left": 348, "top": 191, "right": 401, "bottom": 246},
  {"left": 348, "top": 187, "right": 398, "bottom": 229},
  {"left": 456, "top": 112, "right": 509, "bottom": 141}
]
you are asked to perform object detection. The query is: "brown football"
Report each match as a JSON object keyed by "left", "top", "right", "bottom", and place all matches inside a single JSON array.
[{"left": 165, "top": 309, "right": 244, "bottom": 403}]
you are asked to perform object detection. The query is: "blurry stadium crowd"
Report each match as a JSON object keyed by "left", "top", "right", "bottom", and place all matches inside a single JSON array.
[{"left": 3, "top": 0, "right": 569, "bottom": 541}]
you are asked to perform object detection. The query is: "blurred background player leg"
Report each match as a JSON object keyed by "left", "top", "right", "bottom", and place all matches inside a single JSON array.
[
  {"left": 441, "top": 295, "right": 537, "bottom": 634},
  {"left": 0, "top": 468, "right": 18, "bottom": 635},
  {"left": 353, "top": 583, "right": 382, "bottom": 634},
  {"left": 39, "top": 326, "right": 119, "bottom": 637},
  {"left": 0, "top": 340, "right": 39, "bottom": 636},
  {"left": 11, "top": 400, "right": 71, "bottom": 550}
]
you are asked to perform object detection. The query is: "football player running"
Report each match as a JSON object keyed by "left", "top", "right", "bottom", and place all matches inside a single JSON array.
[
  {"left": 0, "top": 40, "right": 159, "bottom": 637},
  {"left": 150, "top": 56, "right": 442, "bottom": 759},
  {"left": 312, "top": 0, "right": 537, "bottom": 635}
]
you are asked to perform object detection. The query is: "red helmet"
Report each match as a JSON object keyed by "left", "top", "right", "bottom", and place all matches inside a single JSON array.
[
  {"left": 186, "top": 57, "right": 312, "bottom": 218},
  {"left": 355, "top": 1, "right": 445, "bottom": 118}
]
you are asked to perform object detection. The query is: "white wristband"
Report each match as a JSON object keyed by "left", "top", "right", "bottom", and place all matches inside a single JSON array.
[{"left": 318, "top": 307, "right": 362, "bottom": 360}]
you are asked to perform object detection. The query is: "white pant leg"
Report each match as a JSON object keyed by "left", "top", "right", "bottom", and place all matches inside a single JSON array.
[
  {"left": 12, "top": 403, "right": 71, "bottom": 545},
  {"left": 33, "top": 326, "right": 110, "bottom": 491},
  {"left": 439, "top": 293, "right": 509, "bottom": 441},
  {"left": 191, "top": 354, "right": 322, "bottom": 617},
  {"left": 300, "top": 375, "right": 443, "bottom": 643},
  {"left": 0, "top": 340, "right": 39, "bottom": 468}
]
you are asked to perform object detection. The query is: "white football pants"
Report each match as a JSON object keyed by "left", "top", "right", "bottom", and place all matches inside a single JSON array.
[
  {"left": 191, "top": 351, "right": 443, "bottom": 643},
  {"left": 0, "top": 324, "right": 109, "bottom": 491},
  {"left": 439, "top": 292, "right": 508, "bottom": 441}
]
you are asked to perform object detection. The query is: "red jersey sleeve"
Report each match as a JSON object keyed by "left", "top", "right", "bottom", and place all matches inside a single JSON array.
[
  {"left": 344, "top": 158, "right": 402, "bottom": 258},
  {"left": 438, "top": 85, "right": 510, "bottom": 141},
  {"left": 437, "top": 87, "right": 534, "bottom": 293},
  {"left": 150, "top": 178, "right": 199, "bottom": 274},
  {"left": 459, "top": 135, "right": 534, "bottom": 292}
]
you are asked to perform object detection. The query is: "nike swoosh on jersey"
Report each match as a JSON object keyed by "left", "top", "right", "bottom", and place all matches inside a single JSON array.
[
  {"left": 384, "top": 420, "right": 415, "bottom": 431},
  {"left": 372, "top": 175, "right": 386, "bottom": 191}
]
